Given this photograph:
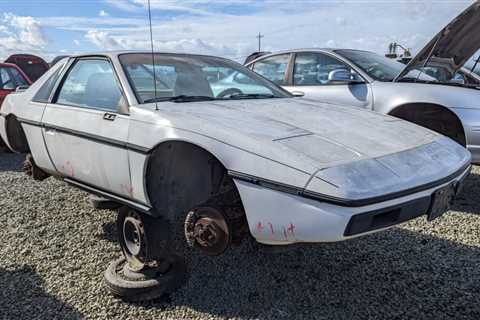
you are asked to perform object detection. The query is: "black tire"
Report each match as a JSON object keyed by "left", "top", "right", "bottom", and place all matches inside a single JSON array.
[
  {"left": 89, "top": 195, "right": 122, "bottom": 210},
  {"left": 104, "top": 255, "right": 187, "bottom": 302}
]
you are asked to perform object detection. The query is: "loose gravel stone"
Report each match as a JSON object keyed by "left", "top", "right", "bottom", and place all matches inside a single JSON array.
[{"left": 0, "top": 153, "right": 479, "bottom": 320}]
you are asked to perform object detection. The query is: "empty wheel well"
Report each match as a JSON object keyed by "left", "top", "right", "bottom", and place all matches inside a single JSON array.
[
  {"left": 5, "top": 115, "right": 30, "bottom": 153},
  {"left": 145, "top": 141, "right": 243, "bottom": 221},
  {"left": 389, "top": 103, "right": 466, "bottom": 146}
]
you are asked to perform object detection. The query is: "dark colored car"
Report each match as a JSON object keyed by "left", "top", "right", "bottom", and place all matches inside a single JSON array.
[
  {"left": 5, "top": 54, "right": 49, "bottom": 82},
  {"left": 243, "top": 51, "right": 271, "bottom": 65}
]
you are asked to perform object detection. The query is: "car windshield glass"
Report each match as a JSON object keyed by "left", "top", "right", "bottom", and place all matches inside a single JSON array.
[
  {"left": 119, "top": 53, "right": 290, "bottom": 104},
  {"left": 335, "top": 50, "right": 405, "bottom": 81}
]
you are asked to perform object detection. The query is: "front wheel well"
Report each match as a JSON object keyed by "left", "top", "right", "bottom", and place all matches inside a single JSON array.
[
  {"left": 145, "top": 141, "right": 243, "bottom": 220},
  {"left": 389, "top": 103, "right": 466, "bottom": 146}
]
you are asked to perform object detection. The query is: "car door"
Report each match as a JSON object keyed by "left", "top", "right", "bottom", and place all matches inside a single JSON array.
[
  {"left": 41, "top": 57, "right": 133, "bottom": 198},
  {"left": 0, "top": 67, "right": 16, "bottom": 106},
  {"left": 283, "top": 52, "right": 373, "bottom": 109}
]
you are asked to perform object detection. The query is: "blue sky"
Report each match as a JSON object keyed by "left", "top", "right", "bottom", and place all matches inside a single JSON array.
[{"left": 0, "top": 0, "right": 473, "bottom": 62}]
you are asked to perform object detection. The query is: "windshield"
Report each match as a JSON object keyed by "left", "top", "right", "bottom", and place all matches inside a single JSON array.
[
  {"left": 119, "top": 53, "right": 290, "bottom": 103},
  {"left": 336, "top": 49, "right": 460, "bottom": 84},
  {"left": 335, "top": 50, "right": 405, "bottom": 81}
]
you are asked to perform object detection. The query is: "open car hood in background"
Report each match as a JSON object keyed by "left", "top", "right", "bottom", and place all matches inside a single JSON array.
[
  {"left": 394, "top": 1, "right": 480, "bottom": 82},
  {"left": 5, "top": 54, "right": 50, "bottom": 82}
]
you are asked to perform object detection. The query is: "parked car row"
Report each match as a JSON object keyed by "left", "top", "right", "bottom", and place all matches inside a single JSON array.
[
  {"left": 244, "top": 3, "right": 480, "bottom": 163},
  {"left": 0, "top": 0, "right": 477, "bottom": 302}
]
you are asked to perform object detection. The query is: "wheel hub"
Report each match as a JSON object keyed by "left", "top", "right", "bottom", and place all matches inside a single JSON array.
[
  {"left": 121, "top": 212, "right": 148, "bottom": 271},
  {"left": 123, "top": 216, "right": 144, "bottom": 256},
  {"left": 184, "top": 207, "right": 231, "bottom": 256}
]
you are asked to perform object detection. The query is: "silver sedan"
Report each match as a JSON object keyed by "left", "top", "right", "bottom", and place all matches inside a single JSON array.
[{"left": 246, "top": 2, "right": 480, "bottom": 163}]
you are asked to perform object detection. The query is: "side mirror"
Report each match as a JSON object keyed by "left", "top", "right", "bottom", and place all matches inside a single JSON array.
[
  {"left": 328, "top": 69, "right": 364, "bottom": 84},
  {"left": 291, "top": 91, "right": 305, "bottom": 97},
  {"left": 15, "top": 85, "right": 30, "bottom": 92}
]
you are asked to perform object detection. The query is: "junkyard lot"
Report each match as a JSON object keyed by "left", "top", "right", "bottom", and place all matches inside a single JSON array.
[{"left": 0, "top": 153, "right": 479, "bottom": 320}]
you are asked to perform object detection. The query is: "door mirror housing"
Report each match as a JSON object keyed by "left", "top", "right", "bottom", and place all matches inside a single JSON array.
[
  {"left": 15, "top": 85, "right": 30, "bottom": 93},
  {"left": 291, "top": 90, "right": 305, "bottom": 97},
  {"left": 328, "top": 69, "right": 364, "bottom": 84}
]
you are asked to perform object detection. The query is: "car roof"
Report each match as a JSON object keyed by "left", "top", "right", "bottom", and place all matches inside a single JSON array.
[
  {"left": 69, "top": 51, "right": 239, "bottom": 62},
  {"left": 244, "top": 48, "right": 377, "bottom": 64}
]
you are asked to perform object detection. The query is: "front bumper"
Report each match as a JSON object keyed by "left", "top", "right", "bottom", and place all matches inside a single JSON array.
[{"left": 234, "top": 165, "right": 470, "bottom": 245}]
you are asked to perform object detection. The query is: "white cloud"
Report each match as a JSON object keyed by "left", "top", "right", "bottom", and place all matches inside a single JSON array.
[
  {"left": 26, "top": 0, "right": 475, "bottom": 62},
  {"left": 105, "top": 0, "right": 141, "bottom": 12},
  {"left": 86, "top": 0, "right": 470, "bottom": 61},
  {"left": 0, "top": 13, "right": 48, "bottom": 60},
  {"left": 84, "top": 28, "right": 239, "bottom": 57},
  {"left": 85, "top": 30, "right": 122, "bottom": 50},
  {"left": 73, "top": 39, "right": 81, "bottom": 46},
  {"left": 99, "top": 10, "right": 110, "bottom": 17}
]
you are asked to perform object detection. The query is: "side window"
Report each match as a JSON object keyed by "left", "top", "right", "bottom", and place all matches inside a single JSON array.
[
  {"left": 9, "top": 68, "right": 29, "bottom": 87},
  {"left": 33, "top": 65, "right": 65, "bottom": 103},
  {"left": 0, "top": 68, "right": 15, "bottom": 90},
  {"left": 56, "top": 59, "right": 125, "bottom": 112},
  {"left": 252, "top": 54, "right": 290, "bottom": 85},
  {"left": 294, "top": 53, "right": 360, "bottom": 85}
]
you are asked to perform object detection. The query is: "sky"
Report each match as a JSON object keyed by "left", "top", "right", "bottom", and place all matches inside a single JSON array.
[{"left": 0, "top": 0, "right": 474, "bottom": 63}]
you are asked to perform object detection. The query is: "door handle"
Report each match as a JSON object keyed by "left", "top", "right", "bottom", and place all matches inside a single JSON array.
[
  {"left": 103, "top": 113, "right": 116, "bottom": 121},
  {"left": 45, "top": 127, "right": 56, "bottom": 136}
]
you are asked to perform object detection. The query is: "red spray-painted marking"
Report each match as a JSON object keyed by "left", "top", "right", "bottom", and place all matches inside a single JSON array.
[
  {"left": 121, "top": 184, "right": 134, "bottom": 198},
  {"left": 268, "top": 222, "right": 275, "bottom": 235},
  {"left": 287, "top": 223, "right": 296, "bottom": 235},
  {"left": 65, "top": 161, "right": 75, "bottom": 177},
  {"left": 256, "top": 222, "right": 264, "bottom": 233}
]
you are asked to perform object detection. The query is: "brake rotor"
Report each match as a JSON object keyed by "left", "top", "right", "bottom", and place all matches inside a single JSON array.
[{"left": 184, "top": 207, "right": 231, "bottom": 256}]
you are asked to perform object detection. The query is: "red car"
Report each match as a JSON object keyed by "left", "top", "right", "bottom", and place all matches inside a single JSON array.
[
  {"left": 5, "top": 54, "right": 49, "bottom": 82},
  {"left": 0, "top": 63, "right": 31, "bottom": 150},
  {"left": 0, "top": 62, "right": 32, "bottom": 106}
]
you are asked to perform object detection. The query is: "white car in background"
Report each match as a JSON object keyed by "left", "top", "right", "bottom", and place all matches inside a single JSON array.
[{"left": 0, "top": 52, "right": 471, "bottom": 300}]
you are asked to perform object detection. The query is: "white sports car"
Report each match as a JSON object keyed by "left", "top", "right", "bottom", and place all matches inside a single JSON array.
[{"left": 0, "top": 51, "right": 471, "bottom": 298}]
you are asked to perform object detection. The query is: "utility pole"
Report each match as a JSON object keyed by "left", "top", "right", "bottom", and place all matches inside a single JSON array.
[{"left": 256, "top": 32, "right": 264, "bottom": 52}]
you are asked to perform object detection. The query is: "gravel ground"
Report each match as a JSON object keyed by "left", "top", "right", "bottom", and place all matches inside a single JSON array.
[{"left": 0, "top": 153, "right": 479, "bottom": 320}]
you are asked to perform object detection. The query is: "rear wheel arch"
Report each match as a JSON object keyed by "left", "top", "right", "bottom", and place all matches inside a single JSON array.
[
  {"left": 5, "top": 114, "right": 30, "bottom": 153},
  {"left": 388, "top": 103, "right": 466, "bottom": 146},
  {"left": 144, "top": 140, "right": 242, "bottom": 221}
]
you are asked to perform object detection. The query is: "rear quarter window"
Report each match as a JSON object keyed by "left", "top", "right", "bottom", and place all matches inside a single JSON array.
[{"left": 32, "top": 64, "right": 65, "bottom": 103}]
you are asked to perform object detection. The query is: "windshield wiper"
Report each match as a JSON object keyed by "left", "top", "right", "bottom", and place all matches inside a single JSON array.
[
  {"left": 144, "top": 95, "right": 217, "bottom": 103},
  {"left": 225, "top": 93, "right": 276, "bottom": 100}
]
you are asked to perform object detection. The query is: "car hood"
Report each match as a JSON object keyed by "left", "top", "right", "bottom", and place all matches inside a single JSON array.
[
  {"left": 147, "top": 98, "right": 471, "bottom": 202},
  {"left": 157, "top": 98, "right": 440, "bottom": 170},
  {"left": 395, "top": 1, "right": 480, "bottom": 81}
]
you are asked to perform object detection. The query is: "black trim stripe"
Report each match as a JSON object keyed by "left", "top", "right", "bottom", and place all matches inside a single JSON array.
[
  {"left": 64, "top": 177, "right": 152, "bottom": 214},
  {"left": 16, "top": 116, "right": 472, "bottom": 207},
  {"left": 17, "top": 117, "right": 150, "bottom": 154},
  {"left": 229, "top": 163, "right": 471, "bottom": 207}
]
